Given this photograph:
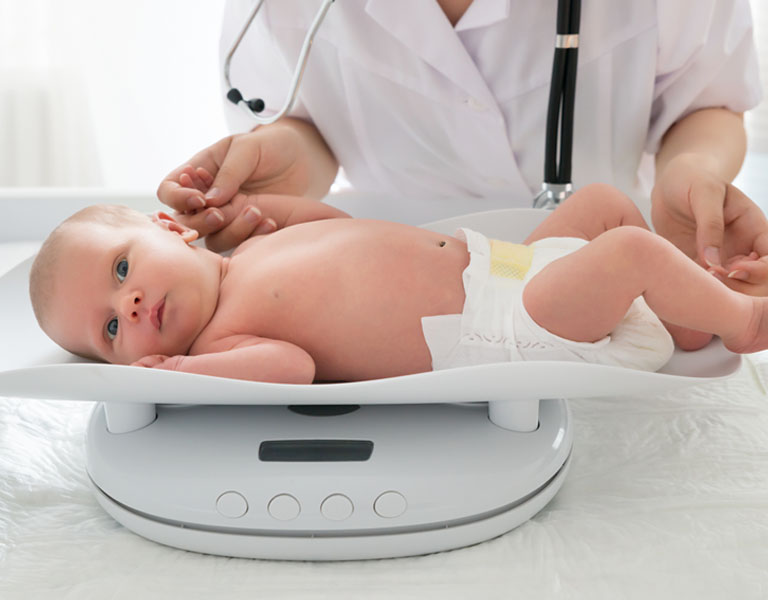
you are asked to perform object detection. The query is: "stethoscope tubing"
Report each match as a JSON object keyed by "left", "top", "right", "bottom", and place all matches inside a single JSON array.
[
  {"left": 224, "top": 0, "right": 335, "bottom": 125},
  {"left": 544, "top": 0, "right": 581, "bottom": 186}
]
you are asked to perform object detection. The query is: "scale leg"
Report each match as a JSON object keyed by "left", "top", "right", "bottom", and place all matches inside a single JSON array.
[
  {"left": 104, "top": 402, "right": 156, "bottom": 433},
  {"left": 488, "top": 399, "right": 540, "bottom": 432}
]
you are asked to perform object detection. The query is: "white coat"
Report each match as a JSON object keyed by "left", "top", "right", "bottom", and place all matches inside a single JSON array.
[{"left": 220, "top": 0, "right": 762, "bottom": 219}]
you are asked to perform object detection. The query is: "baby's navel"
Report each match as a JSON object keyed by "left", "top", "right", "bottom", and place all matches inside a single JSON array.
[{"left": 438, "top": 240, "right": 446, "bottom": 247}]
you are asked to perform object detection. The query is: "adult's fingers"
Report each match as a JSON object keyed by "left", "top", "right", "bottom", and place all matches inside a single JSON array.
[
  {"left": 204, "top": 206, "right": 270, "bottom": 253},
  {"left": 156, "top": 136, "right": 236, "bottom": 211},
  {"left": 157, "top": 167, "right": 207, "bottom": 212},
  {"left": 688, "top": 179, "right": 727, "bottom": 270},
  {"left": 174, "top": 207, "right": 226, "bottom": 238},
  {"left": 202, "top": 135, "right": 262, "bottom": 208},
  {"left": 723, "top": 185, "right": 768, "bottom": 256},
  {"left": 725, "top": 257, "right": 768, "bottom": 284}
]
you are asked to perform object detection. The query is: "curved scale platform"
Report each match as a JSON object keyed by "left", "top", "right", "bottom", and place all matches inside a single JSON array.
[{"left": 0, "top": 206, "right": 743, "bottom": 432}]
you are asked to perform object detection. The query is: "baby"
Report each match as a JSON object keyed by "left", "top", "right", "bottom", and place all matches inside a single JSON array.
[{"left": 29, "top": 183, "right": 768, "bottom": 384}]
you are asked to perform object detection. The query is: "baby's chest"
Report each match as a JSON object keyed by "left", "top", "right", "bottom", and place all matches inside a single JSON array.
[{"left": 213, "top": 281, "right": 278, "bottom": 333}]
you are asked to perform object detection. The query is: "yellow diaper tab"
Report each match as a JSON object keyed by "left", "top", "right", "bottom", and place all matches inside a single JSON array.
[{"left": 489, "top": 240, "right": 533, "bottom": 280}]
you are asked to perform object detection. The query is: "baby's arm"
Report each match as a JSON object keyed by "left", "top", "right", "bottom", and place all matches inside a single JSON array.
[{"left": 132, "top": 335, "right": 315, "bottom": 384}]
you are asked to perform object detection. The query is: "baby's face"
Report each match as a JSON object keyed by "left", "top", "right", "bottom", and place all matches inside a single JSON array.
[{"left": 45, "top": 220, "right": 221, "bottom": 364}]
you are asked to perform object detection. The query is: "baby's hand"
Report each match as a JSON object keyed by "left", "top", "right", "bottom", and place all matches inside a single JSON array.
[
  {"left": 174, "top": 188, "right": 278, "bottom": 252},
  {"left": 131, "top": 354, "right": 184, "bottom": 371},
  {"left": 718, "top": 252, "right": 768, "bottom": 296},
  {"left": 165, "top": 164, "right": 215, "bottom": 212}
]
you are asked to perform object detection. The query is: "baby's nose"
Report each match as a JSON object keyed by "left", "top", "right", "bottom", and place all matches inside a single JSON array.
[{"left": 120, "top": 290, "right": 144, "bottom": 322}]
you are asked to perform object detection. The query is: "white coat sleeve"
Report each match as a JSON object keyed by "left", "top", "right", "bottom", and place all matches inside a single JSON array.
[
  {"left": 218, "top": 0, "right": 311, "bottom": 135},
  {"left": 645, "top": 0, "right": 762, "bottom": 154}
]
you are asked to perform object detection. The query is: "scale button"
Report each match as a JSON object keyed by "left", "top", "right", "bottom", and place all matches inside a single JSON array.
[
  {"left": 268, "top": 494, "right": 301, "bottom": 521},
  {"left": 216, "top": 491, "right": 248, "bottom": 518},
  {"left": 374, "top": 491, "right": 407, "bottom": 518},
  {"left": 321, "top": 494, "right": 354, "bottom": 521}
]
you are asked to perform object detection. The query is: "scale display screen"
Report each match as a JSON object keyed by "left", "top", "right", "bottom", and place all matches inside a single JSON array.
[{"left": 259, "top": 440, "right": 374, "bottom": 462}]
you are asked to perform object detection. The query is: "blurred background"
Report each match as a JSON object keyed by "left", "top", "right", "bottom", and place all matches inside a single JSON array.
[
  {"left": 0, "top": 0, "right": 766, "bottom": 192},
  {"left": 0, "top": 1, "right": 227, "bottom": 189}
]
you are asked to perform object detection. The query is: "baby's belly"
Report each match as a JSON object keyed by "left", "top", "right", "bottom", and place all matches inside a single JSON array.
[{"left": 237, "top": 224, "right": 469, "bottom": 380}]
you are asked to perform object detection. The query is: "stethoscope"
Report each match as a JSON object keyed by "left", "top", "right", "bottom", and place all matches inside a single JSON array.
[{"left": 224, "top": 0, "right": 581, "bottom": 209}]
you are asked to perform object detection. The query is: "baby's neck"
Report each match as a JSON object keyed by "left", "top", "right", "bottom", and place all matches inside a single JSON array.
[{"left": 183, "top": 247, "right": 229, "bottom": 354}]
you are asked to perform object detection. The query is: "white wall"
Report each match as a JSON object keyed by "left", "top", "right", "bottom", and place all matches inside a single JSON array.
[
  {"left": 0, "top": 0, "right": 228, "bottom": 190},
  {"left": 0, "top": 1, "right": 766, "bottom": 190}
]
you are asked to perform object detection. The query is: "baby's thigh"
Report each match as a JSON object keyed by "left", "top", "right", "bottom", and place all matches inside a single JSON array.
[{"left": 524, "top": 183, "right": 648, "bottom": 244}]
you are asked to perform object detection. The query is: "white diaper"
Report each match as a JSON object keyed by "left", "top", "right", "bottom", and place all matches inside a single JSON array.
[{"left": 421, "top": 228, "right": 674, "bottom": 372}]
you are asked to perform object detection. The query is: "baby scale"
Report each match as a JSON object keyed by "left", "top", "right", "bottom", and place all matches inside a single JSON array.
[{"left": 0, "top": 207, "right": 741, "bottom": 561}]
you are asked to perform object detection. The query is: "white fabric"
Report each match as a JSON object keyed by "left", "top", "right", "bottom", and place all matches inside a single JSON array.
[
  {"left": 423, "top": 231, "right": 674, "bottom": 372},
  {"left": 221, "top": 0, "right": 762, "bottom": 206}
]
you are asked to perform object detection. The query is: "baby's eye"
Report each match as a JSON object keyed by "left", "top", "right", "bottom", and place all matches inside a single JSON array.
[
  {"left": 106, "top": 317, "right": 118, "bottom": 340},
  {"left": 116, "top": 258, "right": 129, "bottom": 282}
]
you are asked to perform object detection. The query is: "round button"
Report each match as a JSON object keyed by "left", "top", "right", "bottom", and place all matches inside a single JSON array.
[
  {"left": 268, "top": 494, "right": 301, "bottom": 521},
  {"left": 320, "top": 494, "right": 354, "bottom": 521},
  {"left": 216, "top": 491, "right": 248, "bottom": 519},
  {"left": 374, "top": 491, "right": 407, "bottom": 518},
  {"left": 464, "top": 96, "right": 487, "bottom": 111}
]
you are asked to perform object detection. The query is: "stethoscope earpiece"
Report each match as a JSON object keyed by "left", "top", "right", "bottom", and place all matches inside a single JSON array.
[
  {"left": 246, "top": 98, "right": 265, "bottom": 113},
  {"left": 226, "top": 88, "right": 244, "bottom": 105},
  {"left": 227, "top": 88, "right": 266, "bottom": 114}
]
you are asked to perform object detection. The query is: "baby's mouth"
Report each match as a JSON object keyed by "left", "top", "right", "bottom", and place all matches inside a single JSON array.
[{"left": 150, "top": 298, "right": 165, "bottom": 330}]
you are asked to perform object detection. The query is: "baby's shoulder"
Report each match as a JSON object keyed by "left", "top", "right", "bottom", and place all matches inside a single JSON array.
[{"left": 231, "top": 235, "right": 264, "bottom": 258}]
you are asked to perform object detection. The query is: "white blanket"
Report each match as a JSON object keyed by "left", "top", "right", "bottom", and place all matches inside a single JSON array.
[{"left": 2, "top": 355, "right": 767, "bottom": 599}]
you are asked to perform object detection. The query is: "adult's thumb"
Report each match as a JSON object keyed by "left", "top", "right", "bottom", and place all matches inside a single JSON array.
[
  {"left": 689, "top": 181, "right": 726, "bottom": 270},
  {"left": 204, "top": 137, "right": 258, "bottom": 207}
]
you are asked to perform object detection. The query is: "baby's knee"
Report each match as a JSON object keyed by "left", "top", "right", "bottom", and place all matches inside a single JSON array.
[
  {"left": 572, "top": 183, "right": 641, "bottom": 223},
  {"left": 598, "top": 225, "right": 670, "bottom": 260}
]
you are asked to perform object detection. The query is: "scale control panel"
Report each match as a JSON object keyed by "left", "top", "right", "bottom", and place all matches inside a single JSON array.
[{"left": 216, "top": 490, "right": 408, "bottom": 522}]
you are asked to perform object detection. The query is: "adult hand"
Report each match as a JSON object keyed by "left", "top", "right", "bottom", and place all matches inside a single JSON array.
[
  {"left": 157, "top": 118, "right": 337, "bottom": 251},
  {"left": 162, "top": 166, "right": 278, "bottom": 252},
  {"left": 651, "top": 153, "right": 768, "bottom": 295}
]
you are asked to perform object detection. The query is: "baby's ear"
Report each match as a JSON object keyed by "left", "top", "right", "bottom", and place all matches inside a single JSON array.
[{"left": 151, "top": 211, "right": 199, "bottom": 244}]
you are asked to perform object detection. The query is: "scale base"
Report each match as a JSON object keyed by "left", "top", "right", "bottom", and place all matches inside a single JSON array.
[
  {"left": 90, "top": 457, "right": 570, "bottom": 560},
  {"left": 86, "top": 401, "right": 572, "bottom": 560}
]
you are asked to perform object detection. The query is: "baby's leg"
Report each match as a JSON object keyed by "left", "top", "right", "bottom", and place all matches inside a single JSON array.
[
  {"left": 524, "top": 183, "right": 649, "bottom": 244},
  {"left": 522, "top": 226, "right": 767, "bottom": 353}
]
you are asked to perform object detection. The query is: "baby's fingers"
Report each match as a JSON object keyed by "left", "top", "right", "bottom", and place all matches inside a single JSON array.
[{"left": 131, "top": 354, "right": 169, "bottom": 368}]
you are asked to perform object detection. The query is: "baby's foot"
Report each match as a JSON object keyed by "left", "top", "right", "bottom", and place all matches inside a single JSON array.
[{"left": 722, "top": 297, "right": 768, "bottom": 354}]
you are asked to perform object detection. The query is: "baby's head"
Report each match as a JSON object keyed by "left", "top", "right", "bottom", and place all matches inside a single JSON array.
[{"left": 30, "top": 204, "right": 221, "bottom": 365}]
